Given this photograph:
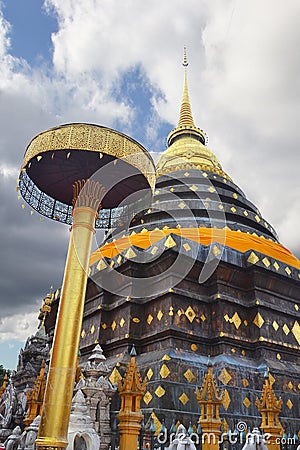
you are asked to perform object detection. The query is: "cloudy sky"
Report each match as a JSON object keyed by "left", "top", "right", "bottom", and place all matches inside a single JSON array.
[{"left": 0, "top": 0, "right": 300, "bottom": 369}]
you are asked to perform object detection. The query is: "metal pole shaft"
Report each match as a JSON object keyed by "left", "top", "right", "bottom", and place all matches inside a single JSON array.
[{"left": 36, "top": 204, "right": 98, "bottom": 450}]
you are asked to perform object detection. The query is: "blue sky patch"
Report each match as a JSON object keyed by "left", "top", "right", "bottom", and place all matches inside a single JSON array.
[{"left": 2, "top": 0, "right": 57, "bottom": 65}]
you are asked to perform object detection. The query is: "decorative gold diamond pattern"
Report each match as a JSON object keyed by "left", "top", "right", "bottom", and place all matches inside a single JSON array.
[
  {"left": 248, "top": 252, "right": 259, "bottom": 264},
  {"left": 164, "top": 236, "right": 176, "bottom": 248},
  {"left": 97, "top": 259, "right": 107, "bottom": 271},
  {"left": 232, "top": 312, "right": 242, "bottom": 329},
  {"left": 243, "top": 210, "right": 249, "bottom": 216},
  {"left": 162, "top": 354, "right": 171, "bottom": 361},
  {"left": 81, "top": 329, "right": 86, "bottom": 338},
  {"left": 208, "top": 186, "right": 216, "bottom": 193},
  {"left": 242, "top": 379, "right": 249, "bottom": 387},
  {"left": 273, "top": 321, "right": 279, "bottom": 331},
  {"left": 147, "top": 368, "right": 153, "bottom": 380},
  {"left": 222, "top": 389, "right": 231, "bottom": 410},
  {"left": 160, "top": 364, "right": 170, "bottom": 379},
  {"left": 285, "top": 266, "right": 291, "bottom": 275},
  {"left": 102, "top": 323, "right": 107, "bottom": 330},
  {"left": 295, "top": 304, "right": 299, "bottom": 311},
  {"left": 185, "top": 306, "right": 196, "bottom": 323},
  {"left": 183, "top": 243, "right": 191, "bottom": 251},
  {"left": 286, "top": 399, "right": 293, "bottom": 410},
  {"left": 147, "top": 314, "right": 153, "bottom": 325},
  {"left": 283, "top": 324, "right": 290, "bottom": 335},
  {"left": 262, "top": 257, "right": 270, "bottom": 267},
  {"left": 288, "top": 381, "right": 293, "bottom": 390},
  {"left": 231, "top": 206, "right": 237, "bottom": 213},
  {"left": 155, "top": 386, "right": 166, "bottom": 398},
  {"left": 157, "top": 310, "right": 163, "bottom": 321},
  {"left": 125, "top": 247, "right": 137, "bottom": 259},
  {"left": 253, "top": 313, "right": 264, "bottom": 328},
  {"left": 277, "top": 353, "right": 281, "bottom": 360},
  {"left": 178, "top": 202, "right": 186, "bottom": 209},
  {"left": 273, "top": 261, "right": 280, "bottom": 271},
  {"left": 111, "top": 321, "right": 117, "bottom": 331},
  {"left": 119, "top": 318, "right": 125, "bottom": 327},
  {"left": 184, "top": 369, "right": 195, "bottom": 383},
  {"left": 109, "top": 367, "right": 122, "bottom": 384},
  {"left": 90, "top": 325, "right": 95, "bottom": 334},
  {"left": 292, "top": 321, "right": 300, "bottom": 345},
  {"left": 269, "top": 373, "right": 275, "bottom": 386},
  {"left": 243, "top": 397, "right": 251, "bottom": 408},
  {"left": 190, "top": 185, "right": 198, "bottom": 191},
  {"left": 233, "top": 193, "right": 238, "bottom": 199},
  {"left": 212, "top": 245, "right": 221, "bottom": 256},
  {"left": 200, "top": 314, "right": 206, "bottom": 322},
  {"left": 179, "top": 393, "right": 189, "bottom": 405},
  {"left": 218, "top": 368, "right": 232, "bottom": 385},
  {"left": 143, "top": 391, "right": 153, "bottom": 405},
  {"left": 151, "top": 246, "right": 158, "bottom": 255}
]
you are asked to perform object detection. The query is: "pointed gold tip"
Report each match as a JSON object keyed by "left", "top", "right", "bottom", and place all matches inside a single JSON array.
[
  {"left": 178, "top": 47, "right": 195, "bottom": 128},
  {"left": 183, "top": 46, "right": 188, "bottom": 67}
]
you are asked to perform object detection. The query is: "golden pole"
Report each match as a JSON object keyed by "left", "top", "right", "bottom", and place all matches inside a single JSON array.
[{"left": 36, "top": 180, "right": 104, "bottom": 450}]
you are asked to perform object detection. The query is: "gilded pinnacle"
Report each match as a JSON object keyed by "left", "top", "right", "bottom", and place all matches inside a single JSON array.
[{"left": 178, "top": 48, "right": 195, "bottom": 128}]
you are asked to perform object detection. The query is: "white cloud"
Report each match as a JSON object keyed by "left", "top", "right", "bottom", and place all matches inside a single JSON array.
[{"left": 0, "top": 311, "right": 39, "bottom": 344}]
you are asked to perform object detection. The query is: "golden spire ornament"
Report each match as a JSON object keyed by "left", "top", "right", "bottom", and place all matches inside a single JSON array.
[
  {"left": 117, "top": 346, "right": 147, "bottom": 450},
  {"left": 195, "top": 358, "right": 223, "bottom": 450},
  {"left": 178, "top": 47, "right": 196, "bottom": 128},
  {"left": 255, "top": 369, "right": 283, "bottom": 450}
]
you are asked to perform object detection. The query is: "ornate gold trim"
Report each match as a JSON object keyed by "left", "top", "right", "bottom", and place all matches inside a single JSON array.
[{"left": 22, "top": 123, "right": 156, "bottom": 192}]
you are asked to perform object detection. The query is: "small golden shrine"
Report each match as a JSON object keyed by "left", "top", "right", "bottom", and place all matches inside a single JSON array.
[
  {"left": 24, "top": 361, "right": 46, "bottom": 428},
  {"left": 256, "top": 369, "right": 283, "bottom": 450},
  {"left": 195, "top": 359, "right": 223, "bottom": 450},
  {"left": 117, "top": 347, "right": 147, "bottom": 450}
]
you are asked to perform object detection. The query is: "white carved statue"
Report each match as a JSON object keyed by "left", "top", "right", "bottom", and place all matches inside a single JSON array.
[
  {"left": 168, "top": 424, "right": 197, "bottom": 450},
  {"left": 241, "top": 428, "right": 268, "bottom": 450}
]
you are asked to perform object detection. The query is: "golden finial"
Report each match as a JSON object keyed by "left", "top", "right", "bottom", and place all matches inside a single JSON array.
[
  {"left": 183, "top": 46, "right": 188, "bottom": 67},
  {"left": 178, "top": 47, "right": 195, "bottom": 128}
]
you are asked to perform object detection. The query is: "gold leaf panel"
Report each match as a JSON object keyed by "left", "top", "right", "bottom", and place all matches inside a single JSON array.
[
  {"left": 185, "top": 306, "right": 196, "bottom": 323},
  {"left": 109, "top": 367, "right": 122, "bottom": 384},
  {"left": 164, "top": 236, "right": 177, "bottom": 248},
  {"left": 253, "top": 313, "right": 264, "bottom": 328},
  {"left": 147, "top": 314, "right": 153, "bottom": 325},
  {"left": 222, "top": 389, "right": 231, "bottom": 411},
  {"left": 147, "top": 368, "right": 153, "bottom": 380},
  {"left": 218, "top": 368, "right": 232, "bottom": 385},
  {"left": 232, "top": 312, "right": 242, "bottom": 329},
  {"left": 179, "top": 393, "right": 189, "bottom": 405},
  {"left": 247, "top": 252, "right": 259, "bottom": 264},
  {"left": 143, "top": 391, "right": 153, "bottom": 405},
  {"left": 242, "top": 379, "right": 249, "bottom": 388},
  {"left": 155, "top": 386, "right": 166, "bottom": 398},
  {"left": 283, "top": 324, "right": 290, "bottom": 335},
  {"left": 184, "top": 369, "right": 196, "bottom": 383},
  {"left": 157, "top": 310, "right": 163, "bottom": 321},
  {"left": 292, "top": 321, "right": 300, "bottom": 345},
  {"left": 286, "top": 399, "right": 293, "bottom": 410},
  {"left": 160, "top": 364, "right": 170, "bottom": 379},
  {"left": 243, "top": 397, "right": 251, "bottom": 408}
]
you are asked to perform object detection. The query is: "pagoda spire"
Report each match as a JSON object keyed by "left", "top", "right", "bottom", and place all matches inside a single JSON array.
[
  {"left": 178, "top": 47, "right": 196, "bottom": 128},
  {"left": 167, "top": 48, "right": 206, "bottom": 147}
]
